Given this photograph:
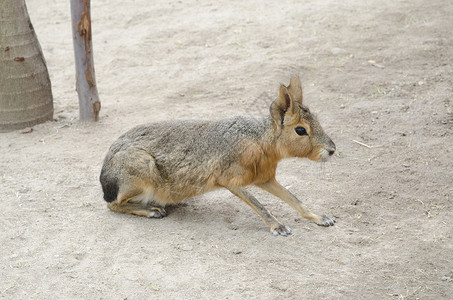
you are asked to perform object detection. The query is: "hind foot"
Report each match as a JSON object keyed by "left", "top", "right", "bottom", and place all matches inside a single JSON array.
[
  {"left": 316, "top": 215, "right": 335, "bottom": 227},
  {"left": 147, "top": 206, "right": 167, "bottom": 218}
]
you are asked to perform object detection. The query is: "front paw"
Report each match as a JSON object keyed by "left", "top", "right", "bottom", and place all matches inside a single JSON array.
[
  {"left": 271, "top": 224, "right": 292, "bottom": 236},
  {"left": 316, "top": 215, "right": 335, "bottom": 227}
]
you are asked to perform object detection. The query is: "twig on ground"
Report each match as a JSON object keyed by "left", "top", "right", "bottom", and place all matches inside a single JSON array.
[
  {"left": 353, "top": 139, "right": 372, "bottom": 148},
  {"left": 353, "top": 139, "right": 384, "bottom": 149}
]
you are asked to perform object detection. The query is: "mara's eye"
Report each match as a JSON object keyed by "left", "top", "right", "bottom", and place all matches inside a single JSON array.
[{"left": 295, "top": 126, "right": 308, "bottom": 136}]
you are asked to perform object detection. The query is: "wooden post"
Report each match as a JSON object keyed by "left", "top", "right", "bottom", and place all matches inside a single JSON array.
[
  {"left": 70, "top": 0, "right": 100, "bottom": 121},
  {"left": 0, "top": 0, "right": 54, "bottom": 132}
]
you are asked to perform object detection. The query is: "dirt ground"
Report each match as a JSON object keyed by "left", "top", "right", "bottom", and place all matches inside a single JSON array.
[{"left": 1, "top": 0, "right": 452, "bottom": 298}]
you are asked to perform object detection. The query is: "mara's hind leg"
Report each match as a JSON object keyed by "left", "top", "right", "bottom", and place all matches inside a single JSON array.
[{"left": 107, "top": 186, "right": 167, "bottom": 218}]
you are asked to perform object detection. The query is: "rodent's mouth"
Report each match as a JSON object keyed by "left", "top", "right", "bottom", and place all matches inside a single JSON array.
[
  {"left": 306, "top": 149, "right": 329, "bottom": 162},
  {"left": 319, "top": 148, "right": 332, "bottom": 162}
]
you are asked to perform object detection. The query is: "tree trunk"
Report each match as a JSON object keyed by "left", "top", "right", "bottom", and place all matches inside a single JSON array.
[
  {"left": 70, "top": 0, "right": 100, "bottom": 122},
  {"left": 0, "top": 0, "right": 53, "bottom": 132}
]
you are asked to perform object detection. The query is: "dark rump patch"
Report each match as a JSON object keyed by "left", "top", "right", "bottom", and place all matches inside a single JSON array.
[{"left": 100, "top": 170, "right": 119, "bottom": 202}]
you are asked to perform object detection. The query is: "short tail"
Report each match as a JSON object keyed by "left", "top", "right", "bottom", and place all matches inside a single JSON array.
[{"left": 100, "top": 168, "right": 119, "bottom": 203}]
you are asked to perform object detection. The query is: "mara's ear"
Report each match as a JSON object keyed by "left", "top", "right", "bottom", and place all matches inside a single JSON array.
[
  {"left": 270, "top": 85, "right": 297, "bottom": 125},
  {"left": 287, "top": 75, "right": 303, "bottom": 105}
]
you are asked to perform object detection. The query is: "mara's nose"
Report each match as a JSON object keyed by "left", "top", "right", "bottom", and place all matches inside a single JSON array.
[{"left": 328, "top": 140, "right": 336, "bottom": 156}]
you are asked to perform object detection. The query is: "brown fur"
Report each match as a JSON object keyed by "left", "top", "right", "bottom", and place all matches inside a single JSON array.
[{"left": 100, "top": 76, "right": 336, "bottom": 236}]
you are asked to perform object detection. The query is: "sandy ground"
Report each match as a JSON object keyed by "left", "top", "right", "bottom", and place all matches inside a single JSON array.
[{"left": 1, "top": 0, "right": 453, "bottom": 298}]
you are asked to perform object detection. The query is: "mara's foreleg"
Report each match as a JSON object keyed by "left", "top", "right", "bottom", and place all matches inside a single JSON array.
[
  {"left": 226, "top": 186, "right": 292, "bottom": 236},
  {"left": 255, "top": 179, "right": 335, "bottom": 226}
]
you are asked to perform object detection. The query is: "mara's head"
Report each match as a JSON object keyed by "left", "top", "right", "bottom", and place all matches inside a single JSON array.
[{"left": 269, "top": 76, "right": 336, "bottom": 162}]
